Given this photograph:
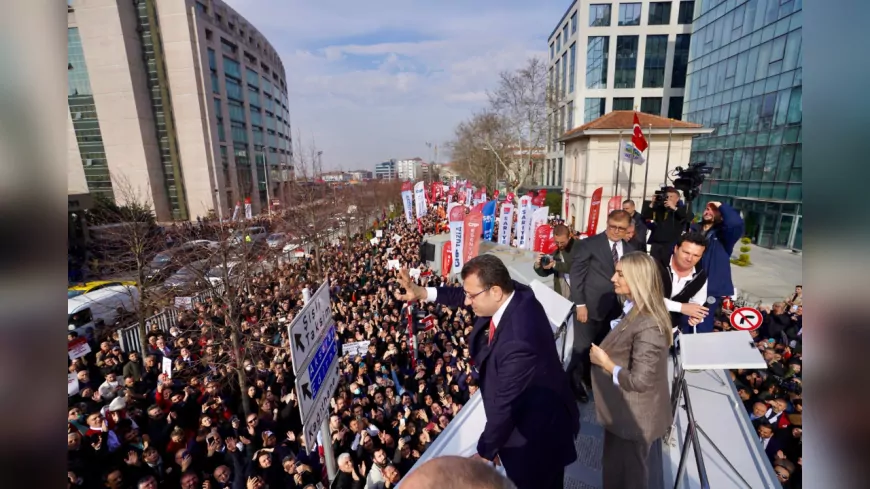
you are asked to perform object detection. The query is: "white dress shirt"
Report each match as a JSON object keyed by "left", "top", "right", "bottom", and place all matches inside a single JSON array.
[{"left": 663, "top": 256, "right": 708, "bottom": 314}]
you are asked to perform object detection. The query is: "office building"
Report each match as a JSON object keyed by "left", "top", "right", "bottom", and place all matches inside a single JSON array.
[
  {"left": 375, "top": 160, "right": 397, "bottom": 180},
  {"left": 684, "top": 0, "right": 802, "bottom": 249},
  {"left": 545, "top": 1, "right": 695, "bottom": 191},
  {"left": 396, "top": 158, "right": 425, "bottom": 181},
  {"left": 67, "top": 0, "right": 293, "bottom": 221},
  {"left": 349, "top": 170, "right": 373, "bottom": 181}
]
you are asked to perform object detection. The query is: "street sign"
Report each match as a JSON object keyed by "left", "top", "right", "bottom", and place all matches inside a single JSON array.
[
  {"left": 288, "top": 281, "right": 335, "bottom": 374},
  {"left": 295, "top": 325, "right": 338, "bottom": 420},
  {"left": 301, "top": 353, "right": 341, "bottom": 448},
  {"left": 730, "top": 307, "right": 762, "bottom": 331}
]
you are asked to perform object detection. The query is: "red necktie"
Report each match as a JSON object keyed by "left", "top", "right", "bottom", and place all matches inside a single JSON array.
[{"left": 488, "top": 319, "right": 495, "bottom": 345}]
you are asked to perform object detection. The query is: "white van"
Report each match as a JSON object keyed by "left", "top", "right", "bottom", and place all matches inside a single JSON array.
[{"left": 68, "top": 285, "right": 139, "bottom": 341}]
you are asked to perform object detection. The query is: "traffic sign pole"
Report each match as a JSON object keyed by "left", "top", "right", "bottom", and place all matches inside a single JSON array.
[{"left": 300, "top": 285, "right": 337, "bottom": 481}]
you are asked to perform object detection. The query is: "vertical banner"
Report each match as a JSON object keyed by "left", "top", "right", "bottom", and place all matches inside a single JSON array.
[
  {"left": 449, "top": 206, "right": 466, "bottom": 274},
  {"left": 244, "top": 197, "right": 252, "bottom": 219},
  {"left": 516, "top": 195, "right": 533, "bottom": 249},
  {"left": 564, "top": 191, "right": 569, "bottom": 217},
  {"left": 465, "top": 188, "right": 473, "bottom": 206},
  {"left": 463, "top": 212, "right": 484, "bottom": 264},
  {"left": 401, "top": 181, "right": 414, "bottom": 223},
  {"left": 232, "top": 201, "right": 241, "bottom": 221},
  {"left": 414, "top": 181, "right": 427, "bottom": 218},
  {"left": 533, "top": 224, "right": 553, "bottom": 252},
  {"left": 585, "top": 187, "right": 604, "bottom": 236},
  {"left": 497, "top": 203, "right": 514, "bottom": 245},
  {"left": 447, "top": 202, "right": 461, "bottom": 216},
  {"left": 441, "top": 241, "right": 452, "bottom": 278},
  {"left": 530, "top": 206, "right": 549, "bottom": 250},
  {"left": 532, "top": 195, "right": 545, "bottom": 207},
  {"left": 607, "top": 195, "right": 622, "bottom": 214},
  {"left": 481, "top": 200, "right": 497, "bottom": 241},
  {"left": 416, "top": 217, "right": 423, "bottom": 234}
]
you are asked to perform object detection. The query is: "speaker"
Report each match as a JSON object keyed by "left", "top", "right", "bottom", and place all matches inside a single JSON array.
[{"left": 420, "top": 242, "right": 436, "bottom": 262}]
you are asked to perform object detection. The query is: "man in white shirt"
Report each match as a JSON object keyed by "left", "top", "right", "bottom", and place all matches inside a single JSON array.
[{"left": 659, "top": 232, "right": 711, "bottom": 335}]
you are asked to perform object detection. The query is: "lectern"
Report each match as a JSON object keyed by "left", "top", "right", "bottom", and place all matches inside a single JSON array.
[{"left": 669, "top": 331, "right": 767, "bottom": 489}]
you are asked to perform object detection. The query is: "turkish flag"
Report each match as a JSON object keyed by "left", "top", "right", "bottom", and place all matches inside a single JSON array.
[
  {"left": 421, "top": 314, "right": 438, "bottom": 331},
  {"left": 632, "top": 112, "right": 648, "bottom": 152}
]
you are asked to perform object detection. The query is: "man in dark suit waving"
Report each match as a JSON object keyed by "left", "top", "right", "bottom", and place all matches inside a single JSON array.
[
  {"left": 395, "top": 255, "right": 579, "bottom": 489},
  {"left": 568, "top": 210, "right": 635, "bottom": 402}
]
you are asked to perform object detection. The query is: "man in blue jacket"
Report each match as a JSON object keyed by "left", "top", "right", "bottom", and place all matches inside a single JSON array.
[{"left": 690, "top": 201, "right": 744, "bottom": 333}]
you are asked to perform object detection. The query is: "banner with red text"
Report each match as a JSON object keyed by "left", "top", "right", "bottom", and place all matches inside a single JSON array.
[
  {"left": 533, "top": 224, "right": 553, "bottom": 253},
  {"left": 441, "top": 241, "right": 452, "bottom": 277},
  {"left": 463, "top": 212, "right": 484, "bottom": 264}
]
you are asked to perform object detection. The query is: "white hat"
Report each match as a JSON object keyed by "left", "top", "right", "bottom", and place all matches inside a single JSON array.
[{"left": 108, "top": 397, "right": 126, "bottom": 412}]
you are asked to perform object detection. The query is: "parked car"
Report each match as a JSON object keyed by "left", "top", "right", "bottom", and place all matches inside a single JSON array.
[
  {"left": 266, "top": 232, "right": 289, "bottom": 249},
  {"left": 162, "top": 259, "right": 212, "bottom": 293},
  {"left": 68, "top": 280, "right": 136, "bottom": 299},
  {"left": 206, "top": 261, "right": 242, "bottom": 286},
  {"left": 68, "top": 285, "right": 139, "bottom": 341},
  {"left": 228, "top": 226, "right": 269, "bottom": 247},
  {"left": 144, "top": 241, "right": 214, "bottom": 283}
]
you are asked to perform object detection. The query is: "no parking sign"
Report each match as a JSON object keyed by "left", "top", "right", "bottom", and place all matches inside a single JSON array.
[{"left": 730, "top": 307, "right": 762, "bottom": 331}]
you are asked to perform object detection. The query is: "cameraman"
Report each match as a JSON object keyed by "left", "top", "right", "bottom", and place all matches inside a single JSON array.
[
  {"left": 690, "top": 201, "right": 745, "bottom": 333},
  {"left": 643, "top": 187, "right": 692, "bottom": 268},
  {"left": 533, "top": 224, "right": 575, "bottom": 300}
]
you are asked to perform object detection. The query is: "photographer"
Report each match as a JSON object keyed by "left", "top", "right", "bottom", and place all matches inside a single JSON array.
[
  {"left": 533, "top": 224, "right": 575, "bottom": 300},
  {"left": 643, "top": 187, "right": 692, "bottom": 268}
]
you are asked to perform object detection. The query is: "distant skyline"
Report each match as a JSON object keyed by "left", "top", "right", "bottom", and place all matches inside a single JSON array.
[{"left": 228, "top": 0, "right": 568, "bottom": 171}]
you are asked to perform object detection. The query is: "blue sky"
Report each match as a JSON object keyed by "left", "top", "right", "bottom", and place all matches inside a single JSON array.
[{"left": 228, "top": 0, "right": 569, "bottom": 171}]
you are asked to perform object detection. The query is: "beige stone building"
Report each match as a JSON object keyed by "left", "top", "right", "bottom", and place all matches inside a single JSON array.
[
  {"left": 558, "top": 111, "right": 711, "bottom": 234},
  {"left": 67, "top": 0, "right": 293, "bottom": 221}
]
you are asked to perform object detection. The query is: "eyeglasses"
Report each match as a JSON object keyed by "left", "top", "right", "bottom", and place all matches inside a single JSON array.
[
  {"left": 607, "top": 224, "right": 628, "bottom": 232},
  {"left": 463, "top": 287, "right": 491, "bottom": 300}
]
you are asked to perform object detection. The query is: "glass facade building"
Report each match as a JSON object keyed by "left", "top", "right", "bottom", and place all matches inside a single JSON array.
[{"left": 684, "top": 0, "right": 802, "bottom": 249}]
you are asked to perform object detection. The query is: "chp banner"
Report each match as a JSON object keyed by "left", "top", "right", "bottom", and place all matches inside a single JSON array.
[
  {"left": 533, "top": 224, "right": 553, "bottom": 253},
  {"left": 481, "top": 199, "right": 497, "bottom": 241},
  {"left": 585, "top": 187, "right": 604, "bottom": 236},
  {"left": 441, "top": 241, "right": 452, "bottom": 277},
  {"left": 497, "top": 203, "right": 514, "bottom": 245},
  {"left": 414, "top": 181, "right": 427, "bottom": 218},
  {"left": 448, "top": 205, "right": 466, "bottom": 274},
  {"left": 516, "top": 195, "right": 533, "bottom": 249},
  {"left": 244, "top": 197, "right": 252, "bottom": 219},
  {"left": 607, "top": 195, "right": 622, "bottom": 214},
  {"left": 401, "top": 181, "right": 414, "bottom": 223},
  {"left": 530, "top": 206, "right": 549, "bottom": 249},
  {"left": 463, "top": 211, "right": 484, "bottom": 264}
]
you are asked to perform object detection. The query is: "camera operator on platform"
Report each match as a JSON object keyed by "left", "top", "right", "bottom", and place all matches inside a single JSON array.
[
  {"left": 689, "top": 201, "right": 745, "bottom": 333},
  {"left": 643, "top": 187, "right": 692, "bottom": 268},
  {"left": 533, "top": 224, "right": 575, "bottom": 300},
  {"left": 659, "top": 232, "right": 711, "bottom": 337}
]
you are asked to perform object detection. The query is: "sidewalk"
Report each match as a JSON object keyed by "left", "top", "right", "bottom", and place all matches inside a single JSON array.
[{"left": 730, "top": 245, "right": 802, "bottom": 305}]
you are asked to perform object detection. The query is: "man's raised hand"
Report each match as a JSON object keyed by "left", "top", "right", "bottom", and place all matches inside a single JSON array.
[{"left": 394, "top": 269, "right": 426, "bottom": 302}]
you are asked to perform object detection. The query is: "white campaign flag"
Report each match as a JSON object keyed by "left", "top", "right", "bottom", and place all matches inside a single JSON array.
[
  {"left": 516, "top": 196, "right": 533, "bottom": 249},
  {"left": 619, "top": 140, "right": 646, "bottom": 164},
  {"left": 530, "top": 206, "right": 549, "bottom": 247},
  {"left": 402, "top": 189, "right": 414, "bottom": 223},
  {"left": 414, "top": 181, "right": 427, "bottom": 218},
  {"left": 497, "top": 203, "right": 514, "bottom": 245}
]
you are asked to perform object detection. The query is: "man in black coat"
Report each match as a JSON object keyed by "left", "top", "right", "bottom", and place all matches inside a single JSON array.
[
  {"left": 622, "top": 199, "right": 649, "bottom": 253},
  {"left": 568, "top": 210, "right": 635, "bottom": 402},
  {"left": 395, "top": 255, "right": 579, "bottom": 489}
]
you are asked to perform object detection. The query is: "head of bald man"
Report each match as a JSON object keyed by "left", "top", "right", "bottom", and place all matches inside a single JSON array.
[{"left": 401, "top": 456, "right": 516, "bottom": 489}]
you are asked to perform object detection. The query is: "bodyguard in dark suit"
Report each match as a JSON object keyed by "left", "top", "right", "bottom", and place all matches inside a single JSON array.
[
  {"left": 395, "top": 255, "right": 579, "bottom": 489},
  {"left": 568, "top": 210, "right": 635, "bottom": 402}
]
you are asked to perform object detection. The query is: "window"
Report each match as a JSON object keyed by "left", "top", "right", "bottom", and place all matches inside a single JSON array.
[
  {"left": 225, "top": 78, "right": 242, "bottom": 100},
  {"left": 246, "top": 68, "right": 259, "bottom": 88},
  {"left": 228, "top": 100, "right": 245, "bottom": 122},
  {"left": 678, "top": 1, "right": 694, "bottom": 24},
  {"left": 213, "top": 98, "right": 223, "bottom": 119},
  {"left": 195, "top": 1, "right": 208, "bottom": 15},
  {"left": 648, "top": 2, "right": 672, "bottom": 25},
  {"left": 667, "top": 96, "right": 684, "bottom": 120},
  {"left": 643, "top": 35, "right": 668, "bottom": 88},
  {"left": 550, "top": 42, "right": 555, "bottom": 60},
  {"left": 250, "top": 109, "right": 262, "bottom": 126},
  {"left": 671, "top": 34, "right": 691, "bottom": 88},
  {"left": 618, "top": 3, "right": 641, "bottom": 26},
  {"left": 561, "top": 52, "right": 568, "bottom": 97},
  {"left": 641, "top": 98, "right": 662, "bottom": 115},
  {"left": 566, "top": 101, "right": 574, "bottom": 131},
  {"left": 584, "top": 98, "right": 606, "bottom": 123},
  {"left": 568, "top": 43, "right": 576, "bottom": 93},
  {"left": 210, "top": 72, "right": 220, "bottom": 93},
  {"left": 205, "top": 29, "right": 212, "bottom": 41},
  {"left": 571, "top": 12, "right": 577, "bottom": 33},
  {"left": 589, "top": 4, "right": 612, "bottom": 26},
  {"left": 220, "top": 38, "right": 237, "bottom": 55},
  {"left": 586, "top": 36, "right": 609, "bottom": 89},
  {"left": 231, "top": 122, "right": 247, "bottom": 144},
  {"left": 557, "top": 33, "right": 562, "bottom": 52},
  {"left": 223, "top": 56, "right": 240, "bottom": 79},
  {"left": 614, "top": 36, "right": 639, "bottom": 89},
  {"left": 207, "top": 48, "right": 217, "bottom": 70},
  {"left": 563, "top": 24, "right": 569, "bottom": 44},
  {"left": 613, "top": 97, "right": 634, "bottom": 110}
]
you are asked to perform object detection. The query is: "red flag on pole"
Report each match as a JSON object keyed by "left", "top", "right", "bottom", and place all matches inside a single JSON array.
[
  {"left": 632, "top": 113, "right": 648, "bottom": 153},
  {"left": 585, "top": 187, "right": 604, "bottom": 236}
]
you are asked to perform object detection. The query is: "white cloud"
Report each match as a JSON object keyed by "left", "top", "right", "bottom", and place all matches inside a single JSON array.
[{"left": 224, "top": 0, "right": 566, "bottom": 170}]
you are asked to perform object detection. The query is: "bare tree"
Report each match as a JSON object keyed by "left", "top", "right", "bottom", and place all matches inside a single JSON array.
[{"left": 447, "top": 111, "right": 503, "bottom": 189}]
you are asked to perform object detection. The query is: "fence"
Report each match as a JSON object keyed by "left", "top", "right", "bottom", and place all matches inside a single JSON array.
[{"left": 118, "top": 282, "right": 227, "bottom": 353}]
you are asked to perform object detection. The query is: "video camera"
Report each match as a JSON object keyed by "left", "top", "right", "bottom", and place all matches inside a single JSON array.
[{"left": 672, "top": 162, "right": 712, "bottom": 202}]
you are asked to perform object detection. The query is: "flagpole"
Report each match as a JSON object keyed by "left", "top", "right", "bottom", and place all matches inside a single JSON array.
[
  {"left": 628, "top": 142, "right": 635, "bottom": 201},
  {"left": 664, "top": 119, "right": 673, "bottom": 183},
  {"left": 614, "top": 131, "right": 623, "bottom": 198},
  {"left": 641, "top": 122, "right": 652, "bottom": 203}
]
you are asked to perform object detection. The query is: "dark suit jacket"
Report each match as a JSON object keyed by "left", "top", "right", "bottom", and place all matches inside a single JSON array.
[
  {"left": 434, "top": 282, "right": 580, "bottom": 487},
  {"left": 569, "top": 233, "right": 635, "bottom": 321},
  {"left": 590, "top": 313, "right": 672, "bottom": 446},
  {"left": 533, "top": 238, "right": 576, "bottom": 297}
]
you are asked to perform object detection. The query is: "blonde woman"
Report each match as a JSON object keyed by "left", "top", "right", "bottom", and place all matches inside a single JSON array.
[{"left": 589, "top": 251, "right": 674, "bottom": 489}]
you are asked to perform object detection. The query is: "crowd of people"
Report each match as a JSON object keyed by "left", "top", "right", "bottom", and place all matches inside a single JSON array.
[{"left": 68, "top": 205, "right": 479, "bottom": 489}]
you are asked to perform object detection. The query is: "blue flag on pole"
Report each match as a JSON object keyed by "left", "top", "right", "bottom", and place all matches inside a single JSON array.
[{"left": 482, "top": 200, "right": 497, "bottom": 241}]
